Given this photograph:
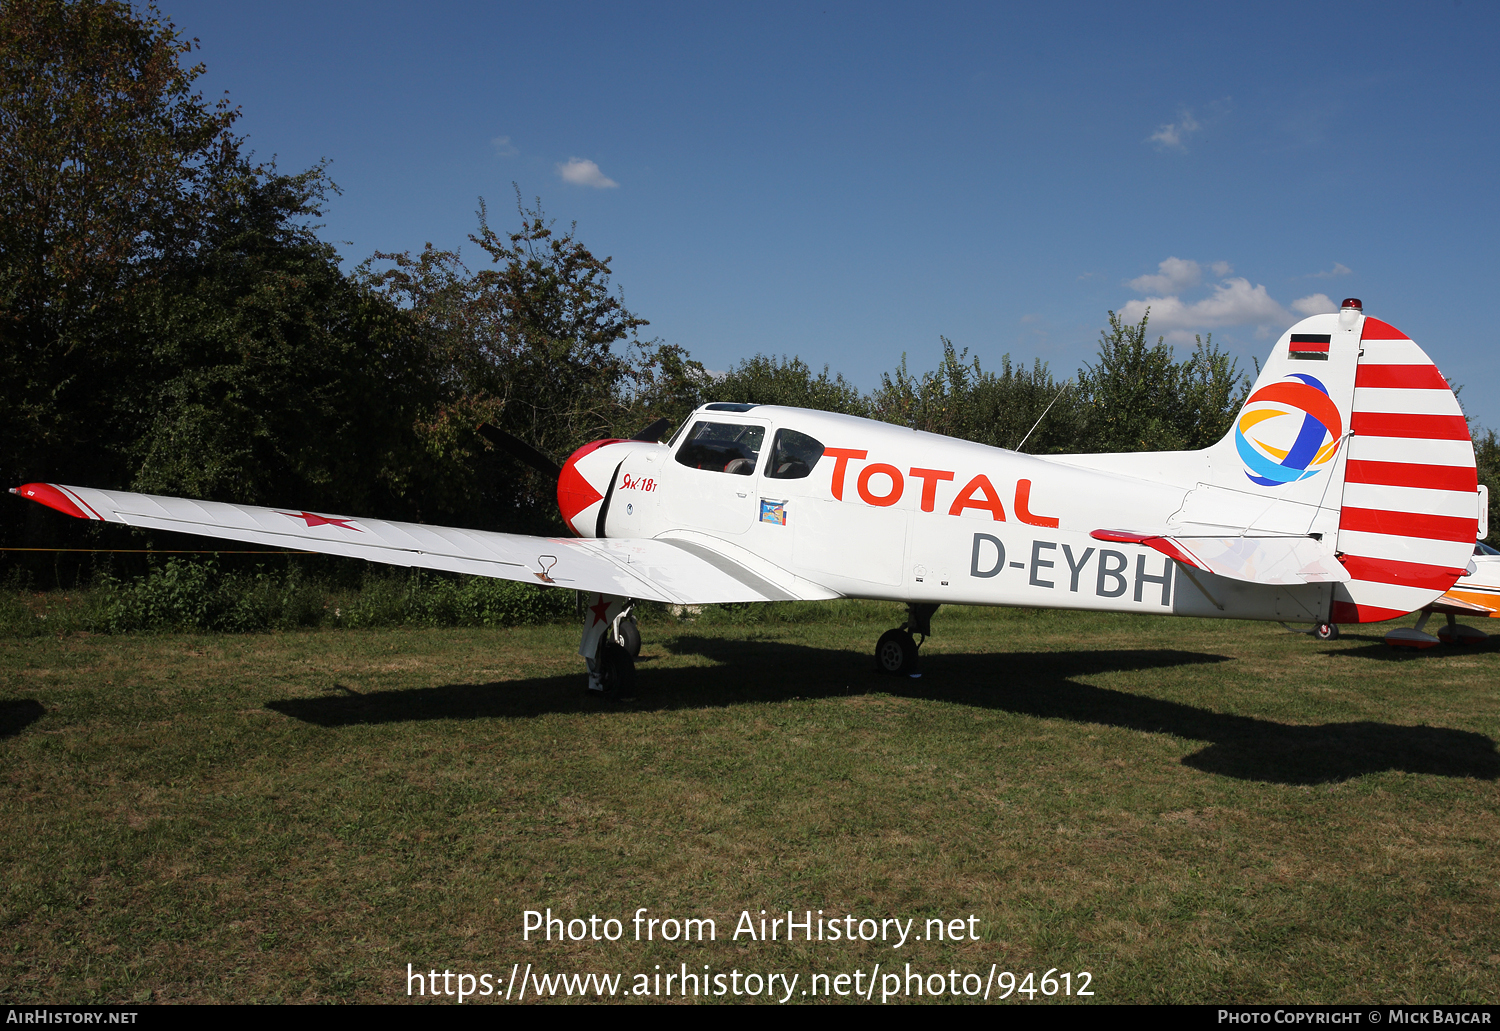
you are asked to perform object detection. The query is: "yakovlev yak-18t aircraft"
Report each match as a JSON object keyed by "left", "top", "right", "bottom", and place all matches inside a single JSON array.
[{"left": 12, "top": 299, "right": 1487, "bottom": 692}]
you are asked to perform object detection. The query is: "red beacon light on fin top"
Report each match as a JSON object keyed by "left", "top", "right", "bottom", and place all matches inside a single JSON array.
[{"left": 1340, "top": 298, "right": 1362, "bottom": 310}]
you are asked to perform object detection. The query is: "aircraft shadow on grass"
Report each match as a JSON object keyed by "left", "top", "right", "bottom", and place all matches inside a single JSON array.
[
  {"left": 264, "top": 637, "right": 1500, "bottom": 787},
  {"left": 0, "top": 698, "right": 46, "bottom": 739},
  {"left": 1315, "top": 631, "right": 1498, "bottom": 661}
]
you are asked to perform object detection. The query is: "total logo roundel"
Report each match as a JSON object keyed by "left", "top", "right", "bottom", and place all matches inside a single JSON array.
[{"left": 1234, "top": 373, "right": 1344, "bottom": 486}]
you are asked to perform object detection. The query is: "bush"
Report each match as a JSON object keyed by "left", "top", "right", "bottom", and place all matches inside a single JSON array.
[
  {"left": 5, "top": 558, "right": 582, "bottom": 635},
  {"left": 336, "top": 569, "right": 574, "bottom": 629},
  {"left": 94, "top": 558, "right": 326, "bottom": 633}
]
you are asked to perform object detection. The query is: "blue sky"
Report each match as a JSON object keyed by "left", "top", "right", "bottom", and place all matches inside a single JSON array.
[{"left": 166, "top": 1, "right": 1500, "bottom": 429}]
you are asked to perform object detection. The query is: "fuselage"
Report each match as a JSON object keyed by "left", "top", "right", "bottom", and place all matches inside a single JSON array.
[
  {"left": 561, "top": 404, "right": 1334, "bottom": 624},
  {"left": 1443, "top": 544, "right": 1500, "bottom": 616}
]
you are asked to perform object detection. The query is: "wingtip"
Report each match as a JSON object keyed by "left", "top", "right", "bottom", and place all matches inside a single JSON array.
[
  {"left": 13, "top": 483, "right": 90, "bottom": 519},
  {"left": 1091, "top": 528, "right": 1152, "bottom": 545}
]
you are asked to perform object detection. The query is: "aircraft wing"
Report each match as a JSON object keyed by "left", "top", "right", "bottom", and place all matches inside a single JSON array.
[
  {"left": 13, "top": 483, "right": 837, "bottom": 606},
  {"left": 1092, "top": 529, "right": 1351, "bottom": 586}
]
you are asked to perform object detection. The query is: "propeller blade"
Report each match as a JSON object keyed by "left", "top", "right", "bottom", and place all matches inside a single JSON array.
[
  {"left": 477, "top": 424, "right": 563, "bottom": 480},
  {"left": 630, "top": 417, "right": 672, "bottom": 443}
]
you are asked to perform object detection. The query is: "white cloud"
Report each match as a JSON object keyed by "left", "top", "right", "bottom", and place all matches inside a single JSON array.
[
  {"left": 557, "top": 158, "right": 618, "bottom": 189},
  {"left": 1149, "top": 111, "right": 1201, "bottom": 150},
  {"left": 1291, "top": 293, "right": 1338, "bottom": 316},
  {"left": 491, "top": 136, "right": 518, "bottom": 157},
  {"left": 1208, "top": 260, "right": 1232, "bottom": 277},
  {"left": 1120, "top": 277, "right": 1290, "bottom": 331},
  {"left": 1308, "top": 262, "right": 1352, "bottom": 279},
  {"left": 1128, "top": 256, "right": 1202, "bottom": 294}
]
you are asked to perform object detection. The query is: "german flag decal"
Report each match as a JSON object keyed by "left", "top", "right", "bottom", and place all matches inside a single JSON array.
[{"left": 1288, "top": 333, "right": 1331, "bottom": 360}]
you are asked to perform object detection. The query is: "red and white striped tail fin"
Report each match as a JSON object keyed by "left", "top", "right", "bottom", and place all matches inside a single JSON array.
[{"left": 1332, "top": 316, "right": 1478, "bottom": 623}]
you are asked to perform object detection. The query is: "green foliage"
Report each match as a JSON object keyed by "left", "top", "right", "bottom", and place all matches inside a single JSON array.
[
  {"left": 1476, "top": 427, "right": 1498, "bottom": 544},
  {"left": 0, "top": 558, "right": 580, "bottom": 634},
  {"left": 0, "top": 0, "right": 443, "bottom": 576},
  {"left": 93, "top": 558, "right": 326, "bottom": 633},
  {"left": 0, "top": 0, "right": 241, "bottom": 493},
  {"left": 1073, "top": 311, "right": 1183, "bottom": 452},
  {"left": 627, "top": 341, "right": 714, "bottom": 439},
  {"left": 861, "top": 316, "right": 1246, "bottom": 456},
  {"left": 336, "top": 569, "right": 575, "bottom": 629},
  {"left": 128, "top": 162, "right": 438, "bottom": 520},
  {"left": 713, "top": 354, "right": 868, "bottom": 416},
  {"left": 1075, "top": 311, "right": 1249, "bottom": 453},
  {"left": 1172, "top": 332, "right": 1253, "bottom": 448},
  {"left": 870, "top": 337, "right": 1080, "bottom": 452},
  {"left": 358, "top": 193, "right": 678, "bottom": 532}
]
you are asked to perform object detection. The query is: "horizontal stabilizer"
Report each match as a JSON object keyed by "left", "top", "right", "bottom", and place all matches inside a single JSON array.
[
  {"left": 1424, "top": 594, "right": 1494, "bottom": 617},
  {"left": 1091, "top": 528, "right": 1350, "bottom": 586}
]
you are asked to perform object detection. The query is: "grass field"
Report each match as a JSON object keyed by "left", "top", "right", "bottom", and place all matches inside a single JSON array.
[{"left": 2, "top": 602, "right": 1497, "bottom": 1004}]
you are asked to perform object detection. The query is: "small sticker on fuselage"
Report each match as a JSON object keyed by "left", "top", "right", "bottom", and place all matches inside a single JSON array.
[{"left": 760, "top": 499, "right": 787, "bottom": 525}]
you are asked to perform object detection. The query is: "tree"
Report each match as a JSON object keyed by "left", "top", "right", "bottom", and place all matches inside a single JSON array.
[
  {"left": 1075, "top": 310, "right": 1247, "bottom": 453},
  {"left": 1476, "top": 428, "right": 1499, "bottom": 545},
  {"left": 0, "top": 0, "right": 238, "bottom": 322},
  {"left": 129, "top": 160, "right": 440, "bottom": 522},
  {"left": 1172, "top": 331, "right": 1251, "bottom": 449},
  {"left": 715, "top": 354, "right": 868, "bottom": 416},
  {"left": 0, "top": 1, "right": 455, "bottom": 581},
  {"left": 360, "top": 194, "right": 668, "bottom": 532},
  {"left": 0, "top": 0, "right": 242, "bottom": 548},
  {"left": 1075, "top": 310, "right": 1185, "bottom": 452},
  {"left": 870, "top": 337, "right": 1081, "bottom": 453}
]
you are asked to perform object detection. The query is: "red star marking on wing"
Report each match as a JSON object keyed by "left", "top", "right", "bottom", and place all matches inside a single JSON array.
[
  {"left": 280, "top": 511, "right": 362, "bottom": 531},
  {"left": 589, "top": 596, "right": 614, "bottom": 626}
]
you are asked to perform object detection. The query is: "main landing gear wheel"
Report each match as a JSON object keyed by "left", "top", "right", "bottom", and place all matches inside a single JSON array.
[
  {"left": 875, "top": 603, "right": 939, "bottom": 677},
  {"left": 876, "top": 629, "right": 918, "bottom": 676},
  {"left": 597, "top": 638, "right": 636, "bottom": 697},
  {"left": 614, "top": 614, "right": 641, "bottom": 658},
  {"left": 1312, "top": 622, "right": 1339, "bottom": 641}
]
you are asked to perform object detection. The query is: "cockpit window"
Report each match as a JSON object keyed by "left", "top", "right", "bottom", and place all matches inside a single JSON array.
[
  {"left": 1477, "top": 541, "right": 1499, "bottom": 556},
  {"left": 764, "top": 429, "right": 825, "bottom": 480},
  {"left": 674, "top": 421, "right": 765, "bottom": 475}
]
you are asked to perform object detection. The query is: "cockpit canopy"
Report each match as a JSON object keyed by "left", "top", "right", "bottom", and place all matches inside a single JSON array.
[{"left": 673, "top": 418, "right": 825, "bottom": 480}]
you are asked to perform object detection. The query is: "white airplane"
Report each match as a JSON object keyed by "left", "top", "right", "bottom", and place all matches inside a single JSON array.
[
  {"left": 1381, "top": 538, "right": 1497, "bottom": 649},
  {"left": 11, "top": 299, "right": 1486, "bottom": 692}
]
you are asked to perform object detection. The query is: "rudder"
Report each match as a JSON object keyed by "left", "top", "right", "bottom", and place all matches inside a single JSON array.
[{"left": 1331, "top": 314, "right": 1477, "bottom": 622}]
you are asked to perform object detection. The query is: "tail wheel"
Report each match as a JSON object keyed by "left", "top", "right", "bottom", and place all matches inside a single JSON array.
[
  {"left": 1312, "top": 622, "right": 1339, "bottom": 641},
  {"left": 876, "top": 628, "right": 918, "bottom": 676}
]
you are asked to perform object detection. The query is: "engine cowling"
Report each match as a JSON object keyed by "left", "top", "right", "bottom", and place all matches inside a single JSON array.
[{"left": 558, "top": 439, "right": 666, "bottom": 537}]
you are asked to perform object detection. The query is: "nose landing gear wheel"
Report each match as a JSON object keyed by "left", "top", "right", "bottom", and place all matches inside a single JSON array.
[{"left": 876, "top": 628, "right": 918, "bottom": 676}]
